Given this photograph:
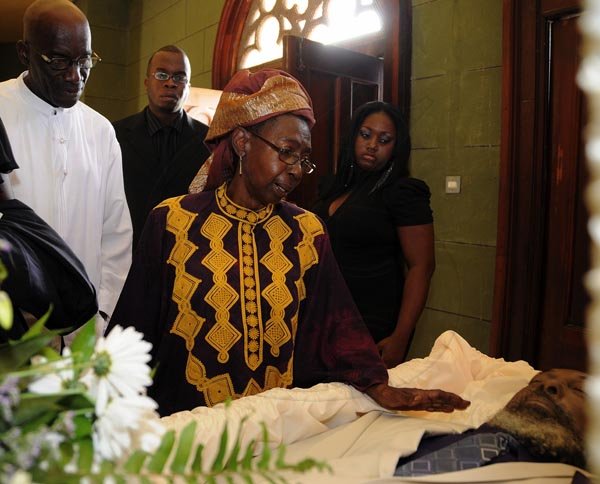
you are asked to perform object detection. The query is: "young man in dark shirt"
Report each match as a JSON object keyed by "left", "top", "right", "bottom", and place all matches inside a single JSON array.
[{"left": 113, "top": 45, "right": 210, "bottom": 250}]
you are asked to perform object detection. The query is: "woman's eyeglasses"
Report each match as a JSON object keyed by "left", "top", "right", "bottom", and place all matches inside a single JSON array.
[{"left": 246, "top": 129, "right": 315, "bottom": 174}]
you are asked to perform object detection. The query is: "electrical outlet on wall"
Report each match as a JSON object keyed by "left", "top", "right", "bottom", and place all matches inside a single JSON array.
[{"left": 445, "top": 175, "right": 461, "bottom": 194}]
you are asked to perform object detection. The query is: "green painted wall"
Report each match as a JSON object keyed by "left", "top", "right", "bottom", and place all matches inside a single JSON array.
[
  {"left": 0, "top": 43, "right": 23, "bottom": 82},
  {"left": 80, "top": 0, "right": 224, "bottom": 121},
  {"left": 80, "top": 0, "right": 502, "bottom": 356},
  {"left": 407, "top": 0, "right": 502, "bottom": 357}
]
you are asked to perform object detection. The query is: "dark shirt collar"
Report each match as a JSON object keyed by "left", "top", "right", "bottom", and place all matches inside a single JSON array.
[{"left": 145, "top": 107, "right": 185, "bottom": 136}]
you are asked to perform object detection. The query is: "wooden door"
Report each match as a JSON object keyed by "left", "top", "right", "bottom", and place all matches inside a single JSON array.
[
  {"left": 492, "top": 0, "right": 588, "bottom": 371},
  {"left": 537, "top": 10, "right": 588, "bottom": 370},
  {"left": 282, "top": 36, "right": 383, "bottom": 209}
]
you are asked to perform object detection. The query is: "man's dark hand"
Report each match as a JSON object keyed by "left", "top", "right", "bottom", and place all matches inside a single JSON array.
[{"left": 365, "top": 383, "right": 470, "bottom": 412}]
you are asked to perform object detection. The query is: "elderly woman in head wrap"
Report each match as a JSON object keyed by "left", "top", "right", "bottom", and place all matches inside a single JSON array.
[{"left": 109, "top": 69, "right": 469, "bottom": 416}]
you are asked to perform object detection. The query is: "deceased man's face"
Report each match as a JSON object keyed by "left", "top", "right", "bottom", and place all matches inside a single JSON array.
[
  {"left": 506, "top": 369, "right": 586, "bottom": 436},
  {"left": 489, "top": 368, "right": 587, "bottom": 468}
]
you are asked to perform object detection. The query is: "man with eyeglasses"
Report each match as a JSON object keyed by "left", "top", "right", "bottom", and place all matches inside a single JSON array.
[
  {"left": 113, "top": 45, "right": 210, "bottom": 250},
  {"left": 0, "top": 0, "right": 133, "bottom": 341}
]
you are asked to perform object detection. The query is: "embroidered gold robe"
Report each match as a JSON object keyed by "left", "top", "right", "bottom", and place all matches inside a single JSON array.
[{"left": 109, "top": 184, "right": 388, "bottom": 416}]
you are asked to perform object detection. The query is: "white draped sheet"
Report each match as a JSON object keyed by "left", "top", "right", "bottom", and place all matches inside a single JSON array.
[{"left": 161, "top": 331, "right": 589, "bottom": 482}]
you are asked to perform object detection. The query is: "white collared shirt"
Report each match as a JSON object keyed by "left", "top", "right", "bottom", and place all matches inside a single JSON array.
[{"left": 0, "top": 72, "right": 132, "bottom": 335}]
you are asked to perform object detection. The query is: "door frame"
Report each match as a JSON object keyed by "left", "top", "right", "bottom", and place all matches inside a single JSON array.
[
  {"left": 490, "top": 0, "right": 582, "bottom": 363},
  {"left": 282, "top": 35, "right": 384, "bottom": 208},
  {"left": 211, "top": 0, "right": 412, "bottom": 116}
]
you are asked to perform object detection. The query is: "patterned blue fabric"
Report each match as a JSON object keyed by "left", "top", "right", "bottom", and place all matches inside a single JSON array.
[{"left": 394, "top": 432, "right": 519, "bottom": 477}]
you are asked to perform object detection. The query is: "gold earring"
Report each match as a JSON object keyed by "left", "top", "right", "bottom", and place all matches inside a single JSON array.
[{"left": 238, "top": 153, "right": 244, "bottom": 175}]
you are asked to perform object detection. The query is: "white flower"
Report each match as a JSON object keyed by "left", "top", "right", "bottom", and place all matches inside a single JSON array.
[
  {"left": 8, "top": 470, "right": 32, "bottom": 484},
  {"left": 82, "top": 325, "right": 152, "bottom": 415},
  {"left": 134, "top": 415, "right": 166, "bottom": 453},
  {"left": 63, "top": 460, "right": 77, "bottom": 474},
  {"left": 92, "top": 395, "right": 161, "bottom": 461},
  {"left": 41, "top": 431, "right": 65, "bottom": 463},
  {"left": 0, "top": 375, "right": 20, "bottom": 421},
  {"left": 27, "top": 348, "right": 74, "bottom": 395}
]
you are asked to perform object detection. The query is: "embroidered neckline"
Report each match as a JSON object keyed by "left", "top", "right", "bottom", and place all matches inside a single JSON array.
[{"left": 216, "top": 183, "right": 273, "bottom": 224}]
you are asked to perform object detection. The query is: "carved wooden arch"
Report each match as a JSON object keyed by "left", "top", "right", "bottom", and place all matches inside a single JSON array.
[
  {"left": 212, "top": 0, "right": 253, "bottom": 90},
  {"left": 211, "top": 0, "right": 411, "bottom": 116}
]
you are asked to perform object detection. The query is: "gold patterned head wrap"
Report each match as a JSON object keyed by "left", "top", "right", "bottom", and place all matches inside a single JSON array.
[{"left": 189, "top": 68, "right": 315, "bottom": 193}]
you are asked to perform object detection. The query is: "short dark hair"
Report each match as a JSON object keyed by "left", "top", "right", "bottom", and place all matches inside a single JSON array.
[{"left": 146, "top": 45, "right": 188, "bottom": 75}]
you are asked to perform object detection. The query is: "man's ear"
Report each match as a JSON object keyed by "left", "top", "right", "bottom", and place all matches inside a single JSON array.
[
  {"left": 231, "top": 127, "right": 249, "bottom": 157},
  {"left": 16, "top": 41, "right": 29, "bottom": 67}
]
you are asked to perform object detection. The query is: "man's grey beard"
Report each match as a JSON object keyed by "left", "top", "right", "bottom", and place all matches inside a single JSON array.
[{"left": 488, "top": 408, "right": 586, "bottom": 469}]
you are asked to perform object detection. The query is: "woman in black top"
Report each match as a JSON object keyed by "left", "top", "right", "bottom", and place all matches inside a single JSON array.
[{"left": 313, "top": 101, "right": 434, "bottom": 368}]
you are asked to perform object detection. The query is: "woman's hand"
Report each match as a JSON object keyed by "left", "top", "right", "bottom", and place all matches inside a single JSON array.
[
  {"left": 365, "top": 383, "right": 470, "bottom": 412},
  {"left": 377, "top": 334, "right": 408, "bottom": 368}
]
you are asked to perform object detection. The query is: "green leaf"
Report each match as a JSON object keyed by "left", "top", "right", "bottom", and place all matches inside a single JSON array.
[
  {"left": 39, "top": 346, "right": 61, "bottom": 361},
  {"left": 77, "top": 438, "right": 93, "bottom": 474},
  {"left": 0, "top": 332, "right": 57, "bottom": 373},
  {"left": 170, "top": 420, "right": 197, "bottom": 474},
  {"left": 0, "top": 259, "right": 7, "bottom": 283},
  {"left": 57, "top": 393, "right": 95, "bottom": 412},
  {"left": 18, "top": 409, "right": 56, "bottom": 434},
  {"left": 240, "top": 439, "right": 256, "bottom": 470},
  {"left": 150, "top": 362, "right": 159, "bottom": 379},
  {"left": 225, "top": 416, "right": 247, "bottom": 471},
  {"left": 291, "top": 457, "right": 332, "bottom": 473},
  {"left": 100, "top": 459, "right": 115, "bottom": 474},
  {"left": 0, "top": 291, "right": 13, "bottom": 330},
  {"left": 59, "top": 441, "right": 74, "bottom": 468},
  {"left": 13, "top": 393, "right": 63, "bottom": 426},
  {"left": 225, "top": 415, "right": 248, "bottom": 471},
  {"left": 30, "top": 466, "right": 82, "bottom": 484},
  {"left": 21, "top": 304, "right": 53, "bottom": 340},
  {"left": 146, "top": 429, "right": 175, "bottom": 473},
  {"left": 69, "top": 318, "right": 96, "bottom": 360},
  {"left": 190, "top": 443, "right": 204, "bottom": 473},
  {"left": 211, "top": 422, "right": 229, "bottom": 472},
  {"left": 256, "top": 424, "right": 272, "bottom": 470},
  {"left": 257, "top": 472, "right": 277, "bottom": 484},
  {"left": 224, "top": 439, "right": 241, "bottom": 471},
  {"left": 12, "top": 391, "right": 91, "bottom": 433},
  {"left": 275, "top": 445, "right": 286, "bottom": 469},
  {"left": 73, "top": 414, "right": 92, "bottom": 439},
  {"left": 239, "top": 472, "right": 254, "bottom": 484},
  {"left": 124, "top": 450, "right": 148, "bottom": 473}
]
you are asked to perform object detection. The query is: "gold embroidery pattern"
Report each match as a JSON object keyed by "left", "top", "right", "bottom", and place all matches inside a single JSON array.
[
  {"left": 215, "top": 184, "right": 273, "bottom": 371},
  {"left": 239, "top": 222, "right": 263, "bottom": 370},
  {"left": 158, "top": 197, "right": 233, "bottom": 405},
  {"left": 265, "top": 360, "right": 294, "bottom": 389},
  {"left": 216, "top": 183, "right": 273, "bottom": 224},
  {"left": 205, "top": 374, "right": 236, "bottom": 406},
  {"left": 201, "top": 212, "right": 241, "bottom": 364},
  {"left": 160, "top": 191, "right": 307, "bottom": 406},
  {"left": 294, "top": 212, "right": 324, "bottom": 306},
  {"left": 261, "top": 216, "right": 293, "bottom": 357},
  {"left": 159, "top": 197, "right": 206, "bottom": 353},
  {"left": 242, "top": 378, "right": 262, "bottom": 398},
  {"left": 185, "top": 353, "right": 207, "bottom": 388}
]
